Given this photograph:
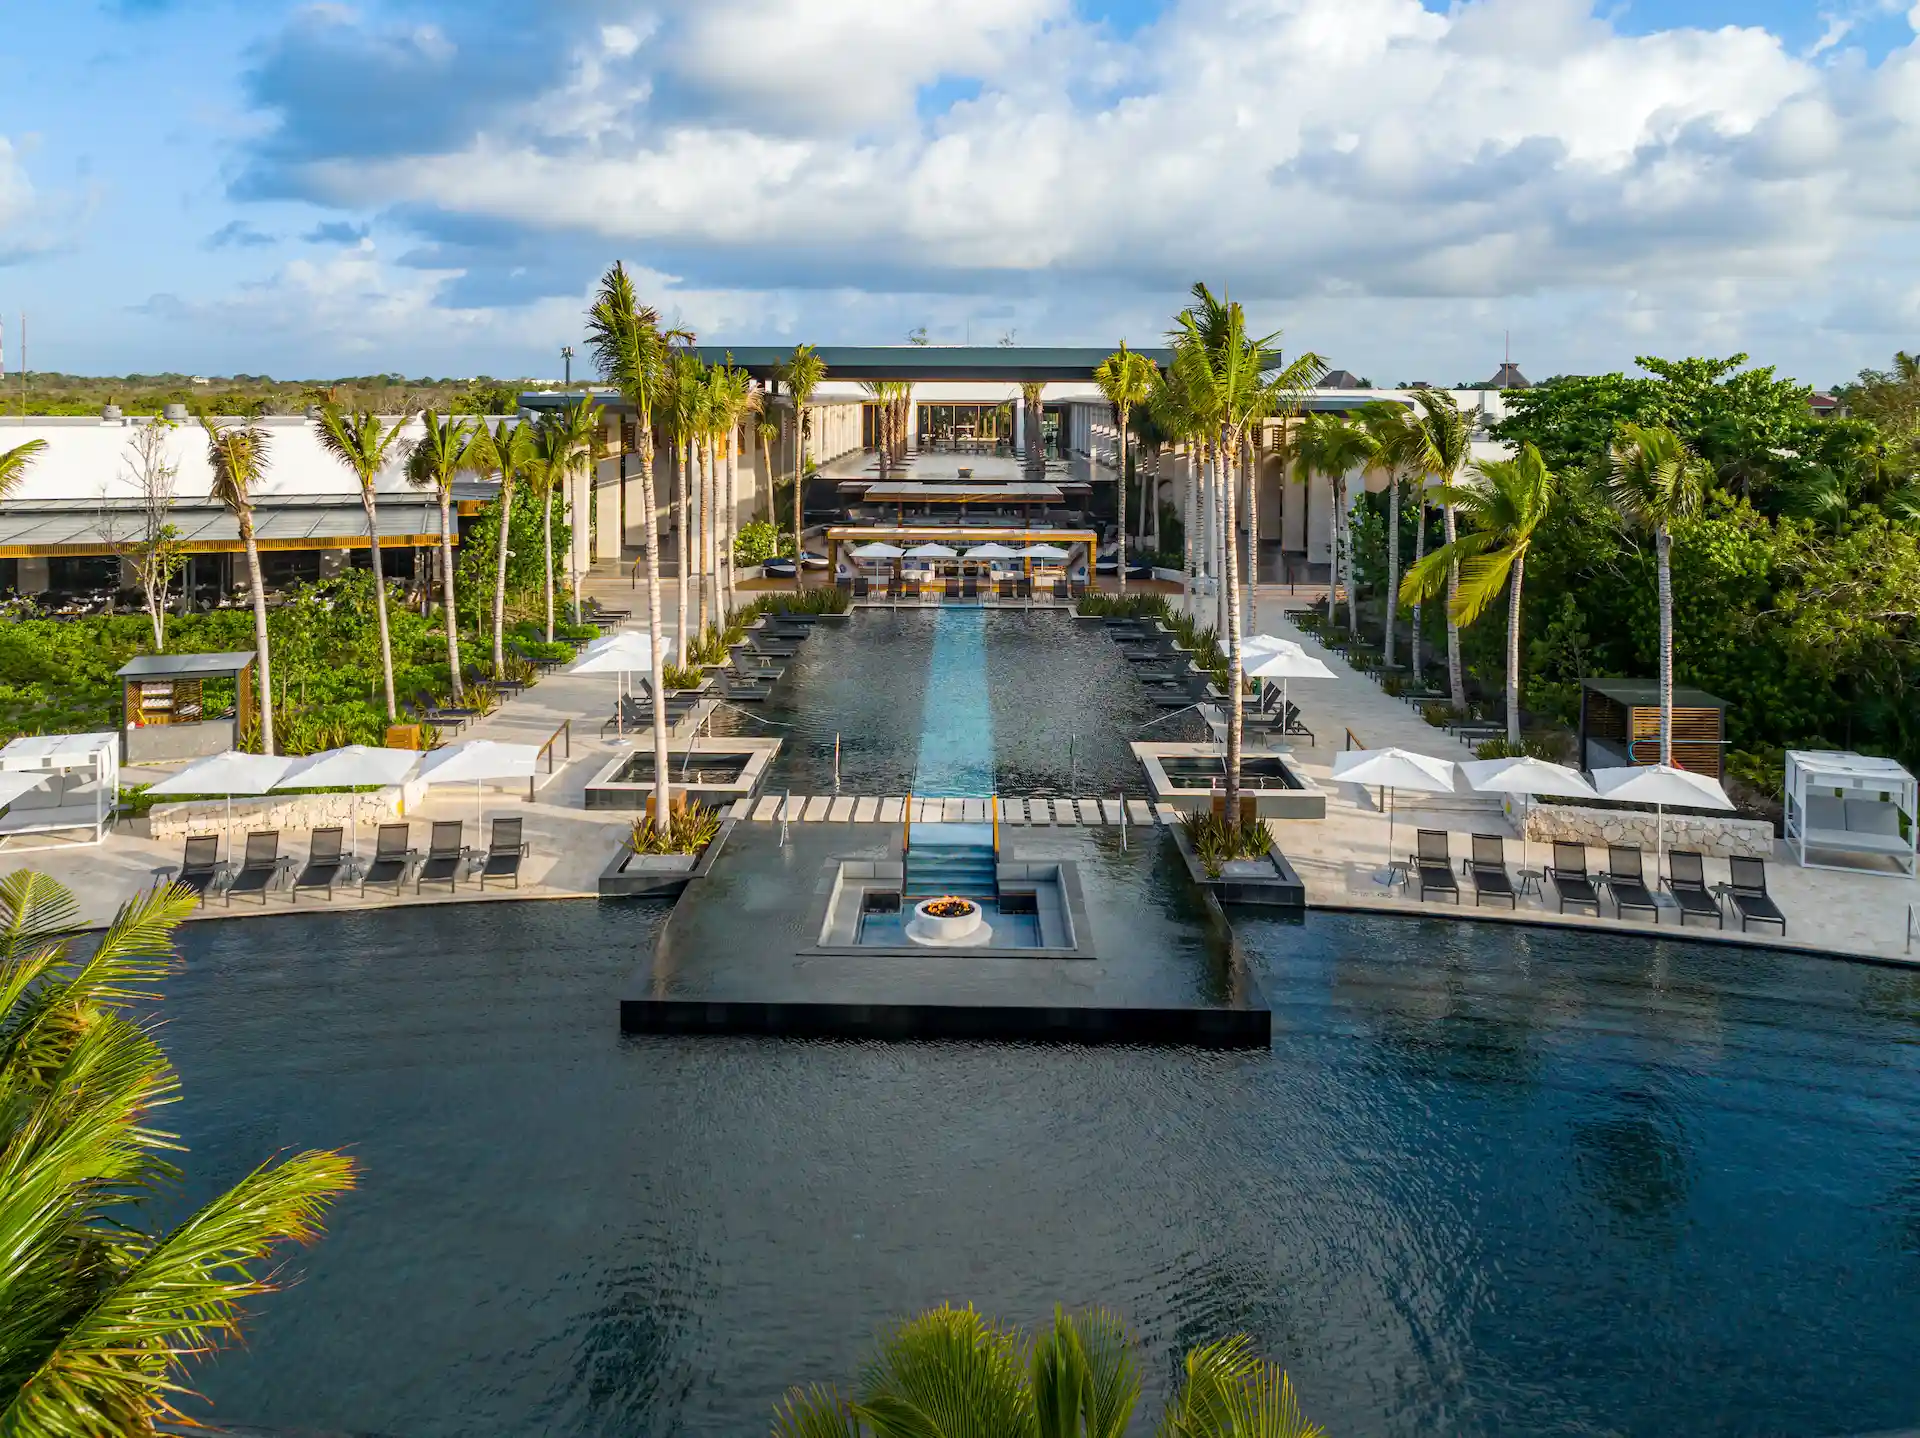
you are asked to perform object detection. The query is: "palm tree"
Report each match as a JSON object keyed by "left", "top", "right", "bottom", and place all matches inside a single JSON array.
[
  {"left": 1298, "top": 414, "right": 1374, "bottom": 635},
  {"left": 1093, "top": 343, "right": 1158, "bottom": 596},
  {"left": 1606, "top": 422, "right": 1708, "bottom": 766},
  {"left": 1148, "top": 366, "right": 1205, "bottom": 603},
  {"left": 1019, "top": 380, "right": 1047, "bottom": 480},
  {"left": 407, "top": 410, "right": 477, "bottom": 700},
  {"left": 1409, "top": 389, "right": 1474, "bottom": 707},
  {"left": 467, "top": 417, "right": 535, "bottom": 676},
  {"left": 756, "top": 412, "right": 780, "bottom": 523},
  {"left": 0, "top": 871, "right": 355, "bottom": 1435},
  {"left": 771, "top": 1304, "right": 1320, "bottom": 1438},
  {"left": 199, "top": 408, "right": 276, "bottom": 753},
  {"left": 715, "top": 360, "right": 757, "bottom": 620},
  {"left": 552, "top": 398, "right": 603, "bottom": 626},
  {"left": 588, "top": 262, "right": 678, "bottom": 822},
  {"left": 1359, "top": 401, "right": 1423, "bottom": 667},
  {"left": 1400, "top": 443, "right": 1557, "bottom": 743},
  {"left": 662, "top": 350, "right": 704, "bottom": 662},
  {"left": 861, "top": 380, "right": 893, "bottom": 481},
  {"left": 777, "top": 343, "right": 827, "bottom": 590},
  {"left": 0, "top": 437, "right": 47, "bottom": 501},
  {"left": 528, "top": 400, "right": 599, "bottom": 642},
  {"left": 314, "top": 405, "right": 409, "bottom": 720}
]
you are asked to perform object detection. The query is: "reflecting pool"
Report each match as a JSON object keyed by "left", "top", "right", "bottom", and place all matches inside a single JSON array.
[{"left": 157, "top": 899, "right": 1920, "bottom": 1437}]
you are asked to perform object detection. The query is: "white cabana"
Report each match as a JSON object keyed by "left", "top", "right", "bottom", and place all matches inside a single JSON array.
[
  {"left": 1784, "top": 750, "right": 1917, "bottom": 876},
  {"left": 144, "top": 750, "right": 296, "bottom": 851},
  {"left": 274, "top": 745, "right": 424, "bottom": 858},
  {"left": 416, "top": 740, "right": 541, "bottom": 826},
  {"left": 0, "top": 731, "right": 121, "bottom": 849},
  {"left": 1461, "top": 756, "right": 1598, "bottom": 868},
  {"left": 1593, "top": 763, "right": 1734, "bottom": 875},
  {"left": 1331, "top": 747, "right": 1459, "bottom": 884}
]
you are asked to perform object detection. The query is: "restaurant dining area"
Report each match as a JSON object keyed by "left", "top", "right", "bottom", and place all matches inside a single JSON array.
[{"left": 824, "top": 526, "right": 1100, "bottom": 603}]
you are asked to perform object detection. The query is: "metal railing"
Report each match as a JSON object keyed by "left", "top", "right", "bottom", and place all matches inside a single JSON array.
[
  {"left": 991, "top": 793, "right": 999, "bottom": 856},
  {"left": 904, "top": 788, "right": 913, "bottom": 856},
  {"left": 1345, "top": 727, "right": 1364, "bottom": 752},
  {"left": 529, "top": 719, "right": 571, "bottom": 800}
]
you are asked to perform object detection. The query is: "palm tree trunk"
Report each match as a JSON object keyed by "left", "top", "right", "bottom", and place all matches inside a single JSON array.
[
  {"left": 794, "top": 413, "right": 806, "bottom": 593},
  {"left": 1183, "top": 446, "right": 1197, "bottom": 608},
  {"left": 1444, "top": 500, "right": 1465, "bottom": 707},
  {"left": 1384, "top": 475, "right": 1400, "bottom": 667},
  {"left": 239, "top": 515, "right": 275, "bottom": 755},
  {"left": 1507, "top": 552, "right": 1525, "bottom": 745},
  {"left": 1341, "top": 478, "right": 1358, "bottom": 634},
  {"left": 1244, "top": 437, "right": 1259, "bottom": 635},
  {"left": 1410, "top": 491, "right": 1426, "bottom": 677},
  {"left": 722, "top": 426, "right": 737, "bottom": 620},
  {"left": 673, "top": 439, "right": 688, "bottom": 663},
  {"left": 491, "top": 481, "right": 513, "bottom": 677},
  {"left": 637, "top": 418, "right": 672, "bottom": 824},
  {"left": 1656, "top": 525, "right": 1674, "bottom": 766},
  {"left": 541, "top": 485, "right": 555, "bottom": 644},
  {"left": 438, "top": 488, "right": 463, "bottom": 702},
  {"left": 361, "top": 490, "right": 397, "bottom": 720},
  {"left": 1221, "top": 431, "right": 1245, "bottom": 819},
  {"left": 1116, "top": 414, "right": 1129, "bottom": 597},
  {"left": 1213, "top": 449, "right": 1229, "bottom": 639}
]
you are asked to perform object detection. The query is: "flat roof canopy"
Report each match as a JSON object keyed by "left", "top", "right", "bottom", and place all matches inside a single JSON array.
[
  {"left": 689, "top": 345, "right": 1174, "bottom": 383},
  {"left": 857, "top": 482, "right": 1066, "bottom": 504},
  {"left": 828, "top": 526, "right": 1095, "bottom": 542},
  {"left": 117, "top": 651, "right": 256, "bottom": 680},
  {"left": 1582, "top": 679, "right": 1724, "bottom": 709}
]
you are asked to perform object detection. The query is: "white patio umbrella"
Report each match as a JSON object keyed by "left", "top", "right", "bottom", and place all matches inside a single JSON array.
[
  {"left": 1242, "top": 643, "right": 1336, "bottom": 731},
  {"left": 273, "top": 745, "right": 423, "bottom": 858},
  {"left": 1025, "top": 543, "right": 1071, "bottom": 559},
  {"left": 850, "top": 541, "right": 905, "bottom": 559},
  {"left": 573, "top": 630, "right": 672, "bottom": 736},
  {"left": 964, "top": 542, "right": 1018, "bottom": 560},
  {"left": 145, "top": 751, "right": 296, "bottom": 853},
  {"left": 416, "top": 740, "right": 541, "bottom": 832},
  {"left": 904, "top": 542, "right": 957, "bottom": 558},
  {"left": 1331, "top": 747, "right": 1459, "bottom": 884},
  {"left": 1460, "top": 755, "right": 1598, "bottom": 869},
  {"left": 1593, "top": 763, "right": 1734, "bottom": 878}
]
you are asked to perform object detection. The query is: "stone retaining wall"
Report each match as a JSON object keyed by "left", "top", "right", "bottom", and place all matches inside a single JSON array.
[
  {"left": 1516, "top": 799, "right": 1774, "bottom": 858},
  {"left": 149, "top": 780, "right": 425, "bottom": 839}
]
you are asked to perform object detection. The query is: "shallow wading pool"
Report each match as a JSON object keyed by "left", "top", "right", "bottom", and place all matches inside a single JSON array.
[{"left": 154, "top": 899, "right": 1920, "bottom": 1437}]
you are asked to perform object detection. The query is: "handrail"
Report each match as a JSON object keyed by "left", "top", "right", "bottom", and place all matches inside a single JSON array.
[
  {"left": 529, "top": 718, "right": 571, "bottom": 800},
  {"left": 1909, "top": 903, "right": 1916, "bottom": 955},
  {"left": 992, "top": 793, "right": 999, "bottom": 857},
  {"left": 1345, "top": 727, "right": 1364, "bottom": 752},
  {"left": 904, "top": 787, "right": 913, "bottom": 856}
]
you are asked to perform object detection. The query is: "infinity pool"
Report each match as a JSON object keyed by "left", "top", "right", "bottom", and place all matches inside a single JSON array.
[{"left": 157, "top": 900, "right": 1920, "bottom": 1437}]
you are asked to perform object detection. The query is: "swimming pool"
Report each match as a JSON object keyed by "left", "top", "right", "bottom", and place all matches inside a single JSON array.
[{"left": 155, "top": 899, "right": 1920, "bottom": 1437}]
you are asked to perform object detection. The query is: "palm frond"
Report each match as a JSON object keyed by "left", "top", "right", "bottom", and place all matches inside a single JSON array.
[
  {"left": 1451, "top": 546, "right": 1520, "bottom": 625},
  {"left": 0, "top": 439, "right": 49, "bottom": 502},
  {"left": 858, "top": 1304, "right": 1032, "bottom": 1438},
  {"left": 772, "top": 1384, "right": 863, "bottom": 1438}
]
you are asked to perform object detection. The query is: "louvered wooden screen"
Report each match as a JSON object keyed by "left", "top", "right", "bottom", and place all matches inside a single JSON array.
[{"left": 1627, "top": 705, "right": 1723, "bottom": 777}]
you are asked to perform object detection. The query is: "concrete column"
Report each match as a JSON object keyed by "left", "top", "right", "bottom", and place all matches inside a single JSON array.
[
  {"left": 572, "top": 463, "right": 594, "bottom": 580},
  {"left": 594, "top": 476, "right": 620, "bottom": 562}
]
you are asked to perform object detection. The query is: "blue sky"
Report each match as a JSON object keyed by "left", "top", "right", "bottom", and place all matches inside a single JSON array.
[{"left": 3, "top": 0, "right": 1919, "bottom": 385}]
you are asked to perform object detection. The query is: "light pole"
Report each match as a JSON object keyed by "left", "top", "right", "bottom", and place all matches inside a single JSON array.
[{"left": 561, "top": 345, "right": 574, "bottom": 389}]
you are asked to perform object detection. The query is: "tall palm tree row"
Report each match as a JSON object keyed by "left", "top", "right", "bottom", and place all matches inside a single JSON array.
[
  {"left": 1298, "top": 414, "right": 1374, "bottom": 635},
  {"left": 1092, "top": 342, "right": 1158, "bottom": 596},
  {"left": 529, "top": 400, "right": 600, "bottom": 642},
  {"left": 778, "top": 344, "right": 827, "bottom": 590},
  {"left": 1400, "top": 443, "right": 1558, "bottom": 743},
  {"left": 587, "top": 262, "right": 676, "bottom": 822},
  {"left": 772, "top": 1303, "right": 1321, "bottom": 1438},
  {"left": 1607, "top": 422, "right": 1707, "bottom": 765},
  {"left": 198, "top": 408, "right": 276, "bottom": 753},
  {"left": 313, "top": 405, "right": 408, "bottom": 721},
  {"left": 1358, "top": 401, "right": 1423, "bottom": 668},
  {"left": 0, "top": 871, "right": 356, "bottom": 1434},
  {"left": 407, "top": 410, "right": 477, "bottom": 699},
  {"left": 1409, "top": 389, "right": 1474, "bottom": 707},
  {"left": 664, "top": 349, "right": 703, "bottom": 660},
  {"left": 715, "top": 360, "right": 757, "bottom": 620},
  {"left": 469, "top": 417, "right": 535, "bottom": 677}
]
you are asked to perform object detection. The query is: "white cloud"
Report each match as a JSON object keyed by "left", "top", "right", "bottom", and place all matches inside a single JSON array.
[{"left": 0, "top": 135, "right": 88, "bottom": 266}]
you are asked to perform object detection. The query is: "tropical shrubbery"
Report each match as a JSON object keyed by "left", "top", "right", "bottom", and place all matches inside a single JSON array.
[
  {"left": 629, "top": 801, "right": 723, "bottom": 855},
  {"left": 733, "top": 519, "right": 794, "bottom": 566},
  {"left": 1180, "top": 809, "right": 1272, "bottom": 876}
]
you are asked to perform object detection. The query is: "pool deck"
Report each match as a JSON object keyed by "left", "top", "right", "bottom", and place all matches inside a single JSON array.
[{"left": 5, "top": 574, "right": 1916, "bottom": 971}]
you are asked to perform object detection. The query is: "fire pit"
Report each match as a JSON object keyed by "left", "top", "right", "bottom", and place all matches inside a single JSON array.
[{"left": 905, "top": 895, "right": 993, "bottom": 947}]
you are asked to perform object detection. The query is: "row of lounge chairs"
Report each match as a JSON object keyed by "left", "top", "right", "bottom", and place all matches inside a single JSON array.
[
  {"left": 162, "top": 818, "right": 531, "bottom": 904},
  {"left": 1405, "top": 830, "right": 1786, "bottom": 934}
]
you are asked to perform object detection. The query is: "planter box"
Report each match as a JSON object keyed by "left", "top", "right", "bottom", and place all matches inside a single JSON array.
[
  {"left": 598, "top": 817, "right": 735, "bottom": 897},
  {"left": 1170, "top": 823, "right": 1306, "bottom": 909}
]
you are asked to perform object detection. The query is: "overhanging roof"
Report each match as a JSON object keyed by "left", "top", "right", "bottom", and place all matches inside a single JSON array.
[
  {"left": 857, "top": 482, "right": 1066, "bottom": 503},
  {"left": 0, "top": 497, "right": 453, "bottom": 557},
  {"left": 1582, "top": 679, "right": 1725, "bottom": 709},
  {"left": 117, "top": 651, "right": 256, "bottom": 680},
  {"left": 688, "top": 345, "right": 1174, "bottom": 383}
]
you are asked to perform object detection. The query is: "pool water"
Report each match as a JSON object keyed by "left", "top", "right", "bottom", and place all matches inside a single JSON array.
[
  {"left": 711, "top": 609, "right": 1200, "bottom": 796},
  {"left": 155, "top": 900, "right": 1920, "bottom": 1437}
]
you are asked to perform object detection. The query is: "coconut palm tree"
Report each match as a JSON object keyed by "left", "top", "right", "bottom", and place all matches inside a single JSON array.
[
  {"left": 1147, "top": 364, "right": 1206, "bottom": 605},
  {"left": 314, "top": 405, "right": 409, "bottom": 720},
  {"left": 588, "top": 262, "right": 678, "bottom": 821},
  {"left": 662, "top": 350, "right": 704, "bottom": 661},
  {"left": 0, "top": 870, "right": 355, "bottom": 1435},
  {"left": 756, "top": 412, "right": 780, "bottom": 523},
  {"left": 777, "top": 344, "right": 827, "bottom": 590},
  {"left": 467, "top": 417, "right": 535, "bottom": 676},
  {"left": 715, "top": 360, "right": 757, "bottom": 619},
  {"left": 0, "top": 437, "right": 47, "bottom": 501},
  {"left": 552, "top": 398, "right": 603, "bottom": 626},
  {"left": 1298, "top": 414, "right": 1374, "bottom": 635},
  {"left": 861, "top": 380, "right": 893, "bottom": 482},
  {"left": 1606, "top": 422, "right": 1708, "bottom": 766},
  {"left": 1018, "top": 380, "right": 1048, "bottom": 480},
  {"left": 1359, "top": 401, "right": 1423, "bottom": 667},
  {"left": 198, "top": 408, "right": 276, "bottom": 753},
  {"left": 1399, "top": 443, "right": 1557, "bottom": 744},
  {"left": 1409, "top": 389, "right": 1474, "bottom": 707},
  {"left": 528, "top": 400, "right": 600, "bottom": 642},
  {"left": 1092, "top": 343, "right": 1158, "bottom": 596},
  {"left": 771, "top": 1303, "right": 1320, "bottom": 1438},
  {"left": 407, "top": 410, "right": 477, "bottom": 699}
]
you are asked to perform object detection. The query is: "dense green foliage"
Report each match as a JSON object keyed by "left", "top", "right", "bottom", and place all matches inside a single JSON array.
[
  {"left": 4, "top": 371, "right": 545, "bottom": 418},
  {"left": 733, "top": 519, "right": 795, "bottom": 565}
]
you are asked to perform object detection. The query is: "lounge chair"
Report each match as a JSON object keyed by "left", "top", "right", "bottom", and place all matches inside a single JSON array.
[
  {"left": 1724, "top": 856, "right": 1787, "bottom": 935},
  {"left": 415, "top": 820, "right": 468, "bottom": 893},
  {"left": 170, "top": 834, "right": 223, "bottom": 902},
  {"left": 1545, "top": 841, "right": 1601, "bottom": 915},
  {"left": 224, "top": 830, "right": 283, "bottom": 906},
  {"left": 1605, "top": 845, "right": 1659, "bottom": 922},
  {"left": 478, "top": 816, "right": 530, "bottom": 890},
  {"left": 291, "top": 826, "right": 347, "bottom": 902},
  {"left": 586, "top": 598, "right": 629, "bottom": 622},
  {"left": 1467, "top": 833, "right": 1517, "bottom": 909},
  {"left": 1663, "top": 849, "right": 1723, "bottom": 928},
  {"left": 1410, "top": 829, "right": 1459, "bottom": 902},
  {"left": 359, "top": 823, "right": 415, "bottom": 897}
]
